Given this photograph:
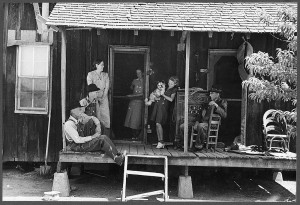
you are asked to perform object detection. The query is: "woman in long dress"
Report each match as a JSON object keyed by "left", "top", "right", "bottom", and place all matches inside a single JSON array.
[
  {"left": 86, "top": 59, "right": 111, "bottom": 136},
  {"left": 124, "top": 69, "right": 144, "bottom": 140}
]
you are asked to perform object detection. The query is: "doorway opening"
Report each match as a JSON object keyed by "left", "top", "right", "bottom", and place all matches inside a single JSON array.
[
  {"left": 208, "top": 49, "right": 241, "bottom": 145},
  {"left": 108, "top": 46, "right": 150, "bottom": 143}
]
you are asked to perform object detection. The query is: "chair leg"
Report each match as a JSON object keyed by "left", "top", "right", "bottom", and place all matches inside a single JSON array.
[{"left": 189, "top": 129, "right": 194, "bottom": 149}]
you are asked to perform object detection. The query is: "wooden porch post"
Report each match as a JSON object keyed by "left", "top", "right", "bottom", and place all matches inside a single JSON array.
[
  {"left": 183, "top": 31, "right": 191, "bottom": 153},
  {"left": 177, "top": 30, "right": 193, "bottom": 199},
  {"left": 61, "top": 27, "right": 67, "bottom": 151}
]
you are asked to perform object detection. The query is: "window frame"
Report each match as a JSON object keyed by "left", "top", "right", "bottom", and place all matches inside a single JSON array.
[{"left": 14, "top": 44, "right": 51, "bottom": 115}]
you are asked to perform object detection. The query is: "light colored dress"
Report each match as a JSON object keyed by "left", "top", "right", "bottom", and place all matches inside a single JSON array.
[
  {"left": 87, "top": 70, "right": 110, "bottom": 128},
  {"left": 124, "top": 78, "right": 144, "bottom": 130}
]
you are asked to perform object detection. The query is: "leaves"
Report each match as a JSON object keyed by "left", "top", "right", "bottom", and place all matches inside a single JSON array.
[{"left": 245, "top": 5, "right": 297, "bottom": 137}]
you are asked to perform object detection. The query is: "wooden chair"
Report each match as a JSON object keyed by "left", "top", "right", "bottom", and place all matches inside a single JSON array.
[
  {"left": 206, "top": 113, "right": 221, "bottom": 151},
  {"left": 190, "top": 105, "right": 221, "bottom": 152},
  {"left": 263, "top": 109, "right": 290, "bottom": 152}
]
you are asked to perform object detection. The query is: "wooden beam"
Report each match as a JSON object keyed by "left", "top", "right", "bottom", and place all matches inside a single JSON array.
[
  {"left": 61, "top": 27, "right": 67, "bottom": 151},
  {"left": 183, "top": 31, "right": 191, "bottom": 153},
  {"left": 36, "top": 14, "right": 60, "bottom": 32},
  {"left": 2, "top": 3, "right": 9, "bottom": 119},
  {"left": 41, "top": 3, "right": 49, "bottom": 42},
  {"left": 58, "top": 152, "right": 297, "bottom": 170},
  {"left": 32, "top": 3, "right": 43, "bottom": 34},
  {"left": 16, "top": 3, "right": 24, "bottom": 40}
]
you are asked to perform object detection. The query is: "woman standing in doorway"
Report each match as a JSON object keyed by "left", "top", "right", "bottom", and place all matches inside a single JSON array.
[
  {"left": 86, "top": 59, "right": 111, "bottom": 137},
  {"left": 150, "top": 76, "right": 179, "bottom": 149},
  {"left": 124, "top": 69, "right": 144, "bottom": 140}
]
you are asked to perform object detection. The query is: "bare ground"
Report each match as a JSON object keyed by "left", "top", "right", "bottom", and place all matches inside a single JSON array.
[{"left": 2, "top": 162, "right": 296, "bottom": 202}]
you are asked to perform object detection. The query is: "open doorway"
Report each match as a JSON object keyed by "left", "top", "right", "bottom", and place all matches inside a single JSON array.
[
  {"left": 207, "top": 49, "right": 241, "bottom": 145},
  {"left": 108, "top": 46, "right": 150, "bottom": 143}
]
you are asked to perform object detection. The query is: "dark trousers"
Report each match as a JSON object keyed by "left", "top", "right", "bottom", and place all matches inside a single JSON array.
[
  {"left": 68, "top": 135, "right": 119, "bottom": 160},
  {"left": 68, "top": 119, "right": 119, "bottom": 160}
]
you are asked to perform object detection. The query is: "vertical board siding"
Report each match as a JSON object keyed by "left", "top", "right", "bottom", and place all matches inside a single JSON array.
[{"left": 4, "top": 3, "right": 293, "bottom": 162}]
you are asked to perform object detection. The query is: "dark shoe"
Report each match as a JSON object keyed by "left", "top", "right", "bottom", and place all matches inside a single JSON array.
[
  {"left": 195, "top": 144, "right": 204, "bottom": 150},
  {"left": 173, "top": 141, "right": 181, "bottom": 150},
  {"left": 70, "top": 186, "right": 78, "bottom": 192},
  {"left": 114, "top": 150, "right": 126, "bottom": 166}
]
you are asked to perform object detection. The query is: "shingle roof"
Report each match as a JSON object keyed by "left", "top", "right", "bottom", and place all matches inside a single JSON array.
[{"left": 46, "top": 2, "right": 297, "bottom": 33}]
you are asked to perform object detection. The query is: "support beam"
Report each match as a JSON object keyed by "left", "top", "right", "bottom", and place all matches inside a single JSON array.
[
  {"left": 33, "top": 3, "right": 43, "bottom": 34},
  {"left": 183, "top": 31, "right": 190, "bottom": 153},
  {"left": 61, "top": 27, "right": 67, "bottom": 151},
  {"left": 41, "top": 3, "right": 49, "bottom": 42},
  {"left": 16, "top": 3, "right": 24, "bottom": 40}
]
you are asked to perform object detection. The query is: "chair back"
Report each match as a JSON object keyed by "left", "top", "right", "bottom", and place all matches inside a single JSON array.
[{"left": 262, "top": 109, "right": 289, "bottom": 151}]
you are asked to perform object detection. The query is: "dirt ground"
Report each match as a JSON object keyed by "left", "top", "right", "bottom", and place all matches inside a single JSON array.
[{"left": 2, "top": 162, "right": 296, "bottom": 202}]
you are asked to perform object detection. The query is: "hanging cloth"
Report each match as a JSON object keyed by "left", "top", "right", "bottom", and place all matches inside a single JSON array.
[{"left": 237, "top": 41, "right": 253, "bottom": 81}]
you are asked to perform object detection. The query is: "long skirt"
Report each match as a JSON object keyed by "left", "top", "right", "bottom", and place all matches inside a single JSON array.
[
  {"left": 96, "top": 96, "right": 110, "bottom": 128},
  {"left": 124, "top": 99, "right": 143, "bottom": 130}
]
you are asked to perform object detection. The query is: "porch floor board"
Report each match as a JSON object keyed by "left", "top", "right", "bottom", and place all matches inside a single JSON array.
[{"left": 59, "top": 144, "right": 296, "bottom": 170}]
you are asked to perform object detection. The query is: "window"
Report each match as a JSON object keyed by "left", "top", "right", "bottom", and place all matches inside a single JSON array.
[{"left": 15, "top": 45, "right": 50, "bottom": 114}]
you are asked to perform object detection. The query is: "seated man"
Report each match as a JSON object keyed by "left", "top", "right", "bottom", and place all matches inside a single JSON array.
[
  {"left": 174, "top": 109, "right": 203, "bottom": 150},
  {"left": 194, "top": 85, "right": 227, "bottom": 149},
  {"left": 64, "top": 103, "right": 125, "bottom": 166}
]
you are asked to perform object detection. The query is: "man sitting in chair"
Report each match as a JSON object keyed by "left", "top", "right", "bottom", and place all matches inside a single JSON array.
[
  {"left": 194, "top": 85, "right": 227, "bottom": 150},
  {"left": 64, "top": 102, "right": 125, "bottom": 166}
]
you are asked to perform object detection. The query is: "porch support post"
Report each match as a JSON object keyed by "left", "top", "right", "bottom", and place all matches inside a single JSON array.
[
  {"left": 61, "top": 27, "right": 67, "bottom": 151},
  {"left": 177, "top": 31, "right": 193, "bottom": 199},
  {"left": 183, "top": 31, "right": 190, "bottom": 153}
]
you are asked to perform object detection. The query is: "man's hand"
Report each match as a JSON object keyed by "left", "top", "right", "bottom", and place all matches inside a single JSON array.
[
  {"left": 208, "top": 101, "right": 218, "bottom": 108},
  {"left": 193, "top": 121, "right": 200, "bottom": 130},
  {"left": 79, "top": 98, "right": 88, "bottom": 106}
]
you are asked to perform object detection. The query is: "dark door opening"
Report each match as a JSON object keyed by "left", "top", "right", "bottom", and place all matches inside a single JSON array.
[
  {"left": 208, "top": 50, "right": 241, "bottom": 146},
  {"left": 109, "top": 46, "right": 150, "bottom": 144},
  {"left": 112, "top": 53, "right": 145, "bottom": 141}
]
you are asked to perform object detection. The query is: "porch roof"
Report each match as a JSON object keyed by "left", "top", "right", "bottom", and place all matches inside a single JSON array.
[{"left": 46, "top": 2, "right": 297, "bottom": 33}]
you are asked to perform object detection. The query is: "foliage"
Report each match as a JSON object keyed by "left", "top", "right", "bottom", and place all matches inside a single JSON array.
[{"left": 242, "top": 5, "right": 297, "bottom": 138}]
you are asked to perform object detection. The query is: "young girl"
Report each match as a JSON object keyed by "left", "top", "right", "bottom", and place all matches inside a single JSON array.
[{"left": 150, "top": 76, "right": 179, "bottom": 149}]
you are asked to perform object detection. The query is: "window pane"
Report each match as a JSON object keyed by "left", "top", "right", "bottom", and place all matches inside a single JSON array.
[
  {"left": 34, "top": 47, "right": 48, "bottom": 61},
  {"left": 20, "top": 78, "right": 33, "bottom": 92},
  {"left": 20, "top": 46, "right": 34, "bottom": 76},
  {"left": 34, "top": 92, "right": 47, "bottom": 108},
  {"left": 20, "top": 92, "right": 33, "bottom": 108},
  {"left": 34, "top": 62, "right": 48, "bottom": 76},
  {"left": 34, "top": 78, "right": 47, "bottom": 92},
  {"left": 34, "top": 47, "right": 48, "bottom": 76},
  {"left": 20, "top": 61, "right": 34, "bottom": 76}
]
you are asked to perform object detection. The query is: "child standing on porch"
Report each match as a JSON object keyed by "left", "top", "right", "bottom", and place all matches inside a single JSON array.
[{"left": 149, "top": 76, "right": 179, "bottom": 149}]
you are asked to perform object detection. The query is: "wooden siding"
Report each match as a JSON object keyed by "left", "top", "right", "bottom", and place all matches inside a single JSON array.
[{"left": 3, "top": 3, "right": 293, "bottom": 162}]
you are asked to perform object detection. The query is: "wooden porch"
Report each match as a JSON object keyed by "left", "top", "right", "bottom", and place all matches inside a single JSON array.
[{"left": 59, "top": 144, "right": 296, "bottom": 170}]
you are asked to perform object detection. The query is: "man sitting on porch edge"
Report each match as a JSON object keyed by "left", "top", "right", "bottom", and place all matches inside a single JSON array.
[{"left": 64, "top": 102, "right": 125, "bottom": 166}]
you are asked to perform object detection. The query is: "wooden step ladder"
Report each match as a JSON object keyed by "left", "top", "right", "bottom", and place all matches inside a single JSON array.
[{"left": 121, "top": 155, "right": 169, "bottom": 202}]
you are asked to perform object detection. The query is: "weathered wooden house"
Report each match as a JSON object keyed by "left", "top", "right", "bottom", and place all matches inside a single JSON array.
[{"left": 2, "top": 3, "right": 296, "bottom": 196}]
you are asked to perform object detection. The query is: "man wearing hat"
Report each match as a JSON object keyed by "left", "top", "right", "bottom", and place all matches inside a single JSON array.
[
  {"left": 79, "top": 84, "right": 109, "bottom": 136},
  {"left": 193, "top": 85, "right": 227, "bottom": 150},
  {"left": 64, "top": 102, "right": 125, "bottom": 166}
]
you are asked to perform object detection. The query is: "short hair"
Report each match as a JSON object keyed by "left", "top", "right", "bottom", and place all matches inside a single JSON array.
[
  {"left": 169, "top": 76, "right": 179, "bottom": 86},
  {"left": 92, "top": 59, "right": 104, "bottom": 69}
]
